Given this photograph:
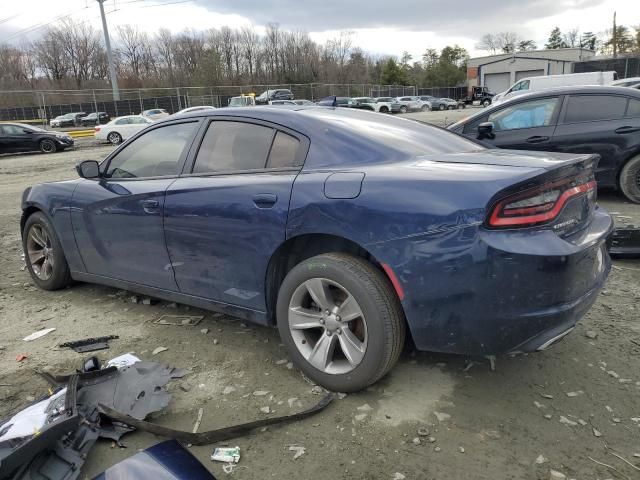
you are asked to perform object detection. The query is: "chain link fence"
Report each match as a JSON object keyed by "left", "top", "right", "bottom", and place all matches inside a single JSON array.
[{"left": 0, "top": 83, "right": 438, "bottom": 122}]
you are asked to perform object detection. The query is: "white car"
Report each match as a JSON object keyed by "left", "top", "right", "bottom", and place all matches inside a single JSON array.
[
  {"left": 95, "top": 115, "right": 153, "bottom": 144},
  {"left": 174, "top": 106, "right": 216, "bottom": 115},
  {"left": 269, "top": 100, "right": 297, "bottom": 105},
  {"left": 141, "top": 108, "right": 170, "bottom": 120}
]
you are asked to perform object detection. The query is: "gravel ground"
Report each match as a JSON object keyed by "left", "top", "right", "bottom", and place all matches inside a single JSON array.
[{"left": 0, "top": 133, "right": 639, "bottom": 480}]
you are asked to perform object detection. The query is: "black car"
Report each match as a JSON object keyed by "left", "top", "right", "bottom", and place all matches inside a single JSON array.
[
  {"left": 448, "top": 86, "right": 640, "bottom": 203},
  {"left": 255, "top": 89, "right": 294, "bottom": 105},
  {"left": 50, "top": 112, "right": 87, "bottom": 128},
  {"left": 0, "top": 123, "right": 74, "bottom": 154},
  {"left": 80, "top": 112, "right": 110, "bottom": 127}
]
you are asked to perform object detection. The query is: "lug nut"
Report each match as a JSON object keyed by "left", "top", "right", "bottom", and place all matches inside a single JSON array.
[
  {"left": 325, "top": 310, "right": 330, "bottom": 315},
  {"left": 319, "top": 318, "right": 325, "bottom": 324},
  {"left": 326, "top": 331, "right": 332, "bottom": 336},
  {"left": 337, "top": 328, "right": 342, "bottom": 335},
  {"left": 336, "top": 316, "right": 341, "bottom": 322}
]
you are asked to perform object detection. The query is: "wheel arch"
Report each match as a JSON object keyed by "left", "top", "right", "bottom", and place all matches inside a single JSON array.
[
  {"left": 20, "top": 204, "right": 47, "bottom": 235},
  {"left": 264, "top": 233, "right": 406, "bottom": 325}
]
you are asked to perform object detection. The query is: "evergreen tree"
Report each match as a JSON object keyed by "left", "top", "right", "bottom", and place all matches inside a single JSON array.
[{"left": 546, "top": 27, "right": 567, "bottom": 49}]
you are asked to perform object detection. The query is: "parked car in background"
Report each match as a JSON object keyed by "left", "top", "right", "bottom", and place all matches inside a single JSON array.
[
  {"left": 609, "top": 77, "right": 640, "bottom": 87},
  {"left": 95, "top": 115, "right": 153, "bottom": 144},
  {"left": 80, "top": 112, "right": 110, "bottom": 127},
  {"left": 348, "top": 97, "right": 376, "bottom": 110},
  {"left": 255, "top": 89, "right": 294, "bottom": 105},
  {"left": 335, "top": 97, "right": 351, "bottom": 107},
  {"left": 21, "top": 106, "right": 612, "bottom": 391},
  {"left": 492, "top": 71, "right": 617, "bottom": 105},
  {"left": 373, "top": 97, "right": 394, "bottom": 113},
  {"left": 0, "top": 123, "right": 73, "bottom": 153},
  {"left": 448, "top": 86, "right": 640, "bottom": 203},
  {"left": 142, "top": 109, "right": 170, "bottom": 121},
  {"left": 228, "top": 95, "right": 256, "bottom": 107},
  {"left": 269, "top": 100, "right": 297, "bottom": 105},
  {"left": 431, "top": 98, "right": 464, "bottom": 110},
  {"left": 392, "top": 96, "right": 428, "bottom": 113},
  {"left": 50, "top": 112, "right": 86, "bottom": 128},
  {"left": 293, "top": 99, "right": 315, "bottom": 106},
  {"left": 175, "top": 106, "right": 216, "bottom": 115}
]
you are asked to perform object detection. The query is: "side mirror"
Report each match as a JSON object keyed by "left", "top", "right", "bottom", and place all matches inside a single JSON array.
[
  {"left": 477, "top": 121, "right": 495, "bottom": 140},
  {"left": 76, "top": 160, "right": 100, "bottom": 179}
]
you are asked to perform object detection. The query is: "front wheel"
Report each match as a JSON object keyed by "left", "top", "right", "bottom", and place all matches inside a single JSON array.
[
  {"left": 22, "top": 212, "right": 71, "bottom": 290},
  {"left": 39, "top": 139, "right": 57, "bottom": 154},
  {"left": 619, "top": 155, "right": 640, "bottom": 203},
  {"left": 107, "top": 132, "right": 122, "bottom": 144},
  {"left": 379, "top": 106, "right": 389, "bottom": 113},
  {"left": 421, "top": 104, "right": 429, "bottom": 111},
  {"left": 482, "top": 99, "right": 491, "bottom": 107},
  {"left": 399, "top": 106, "right": 408, "bottom": 114},
  {"left": 439, "top": 104, "right": 446, "bottom": 111},
  {"left": 276, "top": 253, "right": 406, "bottom": 392}
]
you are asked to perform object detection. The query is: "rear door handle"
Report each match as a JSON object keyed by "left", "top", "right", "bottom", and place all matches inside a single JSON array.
[
  {"left": 614, "top": 126, "right": 640, "bottom": 134},
  {"left": 252, "top": 193, "right": 277, "bottom": 208},
  {"left": 141, "top": 199, "right": 159, "bottom": 213},
  {"left": 526, "top": 135, "right": 550, "bottom": 144}
]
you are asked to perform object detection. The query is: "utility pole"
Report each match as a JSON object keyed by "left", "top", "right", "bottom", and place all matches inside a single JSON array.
[
  {"left": 97, "top": 0, "right": 120, "bottom": 100},
  {"left": 612, "top": 11, "right": 617, "bottom": 58}
]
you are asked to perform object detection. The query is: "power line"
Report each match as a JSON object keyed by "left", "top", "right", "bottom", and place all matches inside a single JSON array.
[{"left": 0, "top": 2, "right": 89, "bottom": 43}]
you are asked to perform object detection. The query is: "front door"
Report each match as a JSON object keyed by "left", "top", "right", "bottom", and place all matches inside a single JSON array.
[
  {"left": 479, "top": 96, "right": 561, "bottom": 151},
  {"left": 164, "top": 119, "right": 307, "bottom": 311},
  {"left": 0, "top": 124, "right": 34, "bottom": 152},
  {"left": 70, "top": 120, "right": 200, "bottom": 290}
]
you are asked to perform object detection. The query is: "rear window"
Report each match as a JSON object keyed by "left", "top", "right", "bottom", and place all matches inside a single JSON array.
[{"left": 564, "top": 95, "right": 628, "bottom": 123}]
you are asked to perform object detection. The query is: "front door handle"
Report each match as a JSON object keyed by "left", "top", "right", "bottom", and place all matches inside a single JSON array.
[
  {"left": 614, "top": 126, "right": 640, "bottom": 134},
  {"left": 252, "top": 193, "right": 277, "bottom": 208},
  {"left": 141, "top": 199, "right": 159, "bottom": 213},
  {"left": 526, "top": 135, "right": 550, "bottom": 143}
]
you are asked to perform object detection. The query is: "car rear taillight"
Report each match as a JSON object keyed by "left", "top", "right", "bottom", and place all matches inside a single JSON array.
[{"left": 488, "top": 177, "right": 596, "bottom": 228}]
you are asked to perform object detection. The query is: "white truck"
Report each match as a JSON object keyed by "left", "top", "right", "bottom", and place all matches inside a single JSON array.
[{"left": 492, "top": 71, "right": 618, "bottom": 105}]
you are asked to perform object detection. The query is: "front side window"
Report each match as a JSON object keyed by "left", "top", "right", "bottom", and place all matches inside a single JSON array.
[
  {"left": 488, "top": 97, "right": 559, "bottom": 131},
  {"left": 106, "top": 122, "right": 196, "bottom": 178},
  {"left": 193, "top": 121, "right": 275, "bottom": 173},
  {"left": 564, "top": 95, "right": 628, "bottom": 123}
]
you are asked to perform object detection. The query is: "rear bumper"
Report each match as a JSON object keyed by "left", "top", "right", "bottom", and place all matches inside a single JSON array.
[{"left": 370, "top": 208, "right": 613, "bottom": 356}]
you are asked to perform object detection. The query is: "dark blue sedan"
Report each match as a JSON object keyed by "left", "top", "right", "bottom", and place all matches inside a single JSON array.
[{"left": 20, "top": 107, "right": 612, "bottom": 391}]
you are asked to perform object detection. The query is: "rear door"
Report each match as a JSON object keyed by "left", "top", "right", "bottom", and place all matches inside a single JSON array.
[
  {"left": 551, "top": 94, "right": 639, "bottom": 187},
  {"left": 0, "top": 125, "right": 34, "bottom": 152},
  {"left": 164, "top": 118, "right": 308, "bottom": 311},
  {"left": 70, "top": 120, "right": 200, "bottom": 290},
  {"left": 462, "top": 96, "right": 561, "bottom": 151}
]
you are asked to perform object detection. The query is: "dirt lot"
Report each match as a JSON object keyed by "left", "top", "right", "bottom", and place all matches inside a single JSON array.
[{"left": 1, "top": 135, "right": 639, "bottom": 480}]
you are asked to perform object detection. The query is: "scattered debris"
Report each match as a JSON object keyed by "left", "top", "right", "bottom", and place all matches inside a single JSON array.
[
  {"left": 587, "top": 456, "right": 630, "bottom": 480},
  {"left": 458, "top": 446, "right": 465, "bottom": 453},
  {"left": 200, "top": 328, "right": 209, "bottom": 334},
  {"left": 585, "top": 330, "right": 598, "bottom": 339},
  {"left": 152, "top": 346, "right": 168, "bottom": 355},
  {"left": 106, "top": 353, "right": 140, "bottom": 369},
  {"left": 411, "top": 437, "right": 421, "bottom": 445},
  {"left": 253, "top": 390, "right": 269, "bottom": 396},
  {"left": 311, "top": 386, "right": 324, "bottom": 395},
  {"left": 535, "top": 455, "right": 548, "bottom": 464},
  {"left": 213, "top": 339, "right": 219, "bottom": 345},
  {"left": 275, "top": 359, "right": 288, "bottom": 365},
  {"left": 462, "top": 361, "right": 475, "bottom": 372},
  {"left": 354, "top": 413, "right": 367, "bottom": 421},
  {"left": 434, "top": 446, "right": 441, "bottom": 452},
  {"left": 559, "top": 416, "right": 578, "bottom": 427},
  {"left": 192, "top": 408, "right": 204, "bottom": 434},
  {"left": 592, "top": 427, "right": 602, "bottom": 437},
  {"left": 15, "top": 354, "right": 27, "bottom": 362},
  {"left": 288, "top": 445, "right": 306, "bottom": 460},
  {"left": 566, "top": 391, "right": 584, "bottom": 397},
  {"left": 534, "top": 401, "right": 546, "bottom": 409},
  {"left": 60, "top": 335, "right": 119, "bottom": 353},
  {"left": 607, "top": 370, "right": 620, "bottom": 379},
  {"left": 577, "top": 419, "right": 587, "bottom": 426},
  {"left": 23, "top": 327, "right": 56, "bottom": 342},
  {"left": 223, "top": 386, "right": 236, "bottom": 395},
  {"left": 260, "top": 406, "right": 271, "bottom": 414},
  {"left": 544, "top": 414, "right": 553, "bottom": 420},
  {"left": 485, "top": 355, "right": 496, "bottom": 371},
  {"left": 434, "top": 411, "right": 451, "bottom": 422},
  {"left": 427, "top": 436, "right": 436, "bottom": 443},
  {"left": 417, "top": 427, "right": 429, "bottom": 437},
  {"left": 153, "top": 314, "right": 204, "bottom": 326},
  {"left": 286, "top": 362, "right": 293, "bottom": 369},
  {"left": 357, "top": 403, "right": 373, "bottom": 412},
  {"left": 393, "top": 473, "right": 406, "bottom": 480},
  {"left": 337, "top": 393, "right": 347, "bottom": 400},
  {"left": 287, "top": 397, "right": 298, "bottom": 408},
  {"left": 608, "top": 226, "right": 640, "bottom": 258},
  {"left": 211, "top": 446, "right": 240, "bottom": 463},
  {"left": 549, "top": 469, "right": 566, "bottom": 480}
]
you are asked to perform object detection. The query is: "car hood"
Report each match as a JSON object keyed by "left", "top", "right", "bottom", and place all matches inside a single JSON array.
[{"left": 414, "top": 149, "right": 598, "bottom": 169}]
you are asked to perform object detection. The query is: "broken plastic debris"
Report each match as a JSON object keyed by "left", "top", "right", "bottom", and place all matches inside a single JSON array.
[
  {"left": 211, "top": 446, "right": 240, "bottom": 463},
  {"left": 152, "top": 346, "right": 168, "bottom": 355},
  {"left": 288, "top": 445, "right": 305, "bottom": 460},
  {"left": 153, "top": 314, "right": 204, "bottom": 326},
  {"left": 16, "top": 354, "right": 28, "bottom": 362},
  {"left": 106, "top": 353, "right": 141, "bottom": 369},
  {"left": 23, "top": 327, "right": 56, "bottom": 342}
]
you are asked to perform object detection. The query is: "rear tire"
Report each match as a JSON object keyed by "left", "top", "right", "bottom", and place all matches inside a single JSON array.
[
  {"left": 421, "top": 105, "right": 429, "bottom": 111},
  {"left": 482, "top": 99, "right": 491, "bottom": 107},
  {"left": 39, "top": 139, "right": 57, "bottom": 154},
  {"left": 379, "top": 106, "right": 389, "bottom": 113},
  {"left": 399, "top": 106, "right": 408, "bottom": 114},
  {"left": 107, "top": 132, "right": 122, "bottom": 145},
  {"left": 619, "top": 155, "right": 640, "bottom": 203},
  {"left": 276, "top": 253, "right": 406, "bottom": 392},
  {"left": 439, "top": 104, "right": 446, "bottom": 111},
  {"left": 22, "top": 212, "right": 71, "bottom": 291}
]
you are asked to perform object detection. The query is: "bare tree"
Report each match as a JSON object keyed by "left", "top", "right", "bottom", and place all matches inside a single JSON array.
[
  {"left": 476, "top": 33, "right": 498, "bottom": 54},
  {"left": 496, "top": 32, "right": 519, "bottom": 53},
  {"left": 563, "top": 28, "right": 579, "bottom": 47},
  {"left": 240, "top": 26, "right": 259, "bottom": 81},
  {"left": 156, "top": 28, "right": 175, "bottom": 82}
]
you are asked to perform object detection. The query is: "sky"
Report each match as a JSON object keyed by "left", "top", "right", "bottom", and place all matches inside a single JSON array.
[{"left": 0, "top": 0, "right": 636, "bottom": 60}]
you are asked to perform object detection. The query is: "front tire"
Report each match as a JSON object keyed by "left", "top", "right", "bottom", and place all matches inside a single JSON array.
[
  {"left": 619, "top": 155, "right": 640, "bottom": 203},
  {"left": 276, "top": 253, "right": 406, "bottom": 392},
  {"left": 421, "top": 104, "right": 429, "bottom": 111},
  {"left": 482, "top": 99, "right": 491, "bottom": 107},
  {"left": 379, "top": 106, "right": 389, "bottom": 113},
  {"left": 439, "top": 104, "right": 446, "bottom": 111},
  {"left": 107, "top": 132, "right": 122, "bottom": 145},
  {"left": 22, "top": 212, "right": 71, "bottom": 290},
  {"left": 399, "top": 106, "right": 408, "bottom": 114},
  {"left": 39, "top": 139, "right": 57, "bottom": 154}
]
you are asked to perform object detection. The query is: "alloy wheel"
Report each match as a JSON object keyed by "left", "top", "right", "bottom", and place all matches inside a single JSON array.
[
  {"left": 288, "top": 278, "right": 368, "bottom": 375},
  {"left": 26, "top": 224, "right": 54, "bottom": 280},
  {"left": 108, "top": 132, "right": 122, "bottom": 144},
  {"left": 40, "top": 140, "right": 55, "bottom": 153}
]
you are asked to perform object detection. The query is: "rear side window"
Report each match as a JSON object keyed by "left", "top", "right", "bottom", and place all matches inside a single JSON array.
[
  {"left": 267, "top": 131, "right": 300, "bottom": 168},
  {"left": 627, "top": 99, "right": 640, "bottom": 117},
  {"left": 564, "top": 95, "right": 627, "bottom": 123},
  {"left": 106, "top": 122, "right": 196, "bottom": 178},
  {"left": 115, "top": 118, "right": 130, "bottom": 125},
  {"left": 193, "top": 121, "right": 274, "bottom": 173},
  {"left": 488, "top": 97, "right": 559, "bottom": 131}
]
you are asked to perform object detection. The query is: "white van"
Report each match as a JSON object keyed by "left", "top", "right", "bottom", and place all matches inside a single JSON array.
[{"left": 492, "top": 71, "right": 617, "bottom": 105}]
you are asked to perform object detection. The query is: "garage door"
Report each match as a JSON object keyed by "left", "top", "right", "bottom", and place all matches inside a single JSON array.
[
  {"left": 515, "top": 69, "right": 545, "bottom": 81},
  {"left": 484, "top": 72, "right": 511, "bottom": 94}
]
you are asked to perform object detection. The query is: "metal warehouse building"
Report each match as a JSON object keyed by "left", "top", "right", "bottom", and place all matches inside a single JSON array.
[{"left": 467, "top": 48, "right": 597, "bottom": 94}]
